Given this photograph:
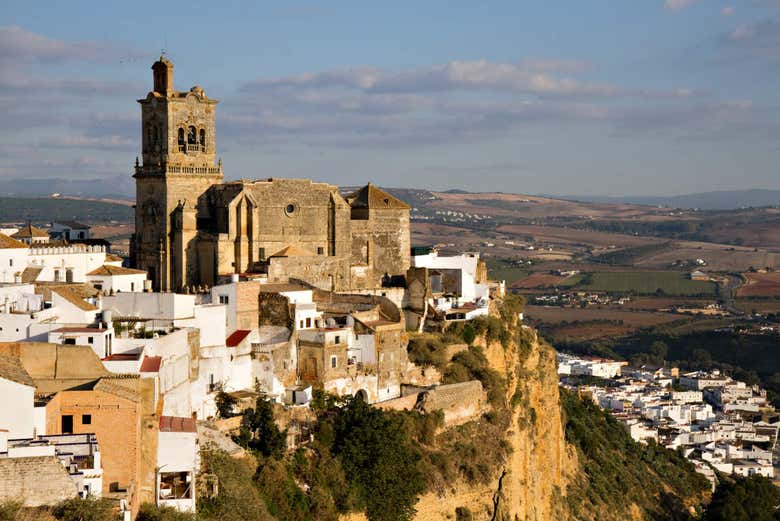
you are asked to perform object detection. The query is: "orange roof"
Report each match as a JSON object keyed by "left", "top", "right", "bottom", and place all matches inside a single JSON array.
[
  {"left": 226, "top": 329, "right": 251, "bottom": 347},
  {"left": 105, "top": 254, "right": 123, "bottom": 262},
  {"left": 159, "top": 416, "right": 197, "bottom": 433},
  {"left": 87, "top": 264, "right": 146, "bottom": 276},
  {"left": 12, "top": 223, "right": 48, "bottom": 239},
  {"left": 0, "top": 233, "right": 28, "bottom": 249},
  {"left": 51, "top": 287, "right": 98, "bottom": 311},
  {"left": 139, "top": 356, "right": 162, "bottom": 373}
]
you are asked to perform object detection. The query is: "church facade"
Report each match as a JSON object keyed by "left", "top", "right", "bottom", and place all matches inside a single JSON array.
[{"left": 131, "top": 57, "right": 410, "bottom": 292}]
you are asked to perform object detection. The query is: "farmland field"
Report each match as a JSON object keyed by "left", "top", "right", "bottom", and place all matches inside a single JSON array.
[
  {"left": 511, "top": 272, "right": 583, "bottom": 289},
  {"left": 578, "top": 271, "right": 718, "bottom": 296},
  {"left": 736, "top": 271, "right": 780, "bottom": 297}
]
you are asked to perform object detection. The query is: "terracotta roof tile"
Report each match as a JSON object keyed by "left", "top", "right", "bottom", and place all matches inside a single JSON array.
[
  {"left": 51, "top": 287, "right": 98, "bottom": 311},
  {"left": 87, "top": 264, "right": 146, "bottom": 276},
  {"left": 346, "top": 183, "right": 409, "bottom": 210},
  {"left": 12, "top": 224, "right": 49, "bottom": 239},
  {"left": 0, "top": 354, "right": 34, "bottom": 387},
  {"left": 159, "top": 415, "right": 197, "bottom": 433},
  {"left": 226, "top": 329, "right": 251, "bottom": 347},
  {"left": 139, "top": 356, "right": 162, "bottom": 373},
  {"left": 0, "top": 233, "right": 28, "bottom": 249}
]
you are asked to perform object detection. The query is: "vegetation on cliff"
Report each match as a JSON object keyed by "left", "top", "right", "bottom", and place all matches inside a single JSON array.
[{"left": 560, "top": 388, "right": 710, "bottom": 520}]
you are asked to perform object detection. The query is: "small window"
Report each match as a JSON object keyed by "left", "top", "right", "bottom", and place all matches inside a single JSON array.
[
  {"left": 219, "top": 295, "right": 229, "bottom": 305},
  {"left": 258, "top": 247, "right": 265, "bottom": 260},
  {"left": 330, "top": 356, "right": 337, "bottom": 369},
  {"left": 285, "top": 203, "right": 296, "bottom": 216},
  {"left": 63, "top": 338, "right": 76, "bottom": 345},
  {"left": 61, "top": 415, "right": 73, "bottom": 434},
  {"left": 199, "top": 128, "right": 206, "bottom": 146},
  {"left": 87, "top": 336, "right": 94, "bottom": 344},
  {"left": 317, "top": 247, "right": 324, "bottom": 255},
  {"left": 8, "top": 259, "right": 12, "bottom": 267},
  {"left": 306, "top": 317, "right": 311, "bottom": 328},
  {"left": 335, "top": 335, "right": 341, "bottom": 345},
  {"left": 299, "top": 320, "right": 304, "bottom": 329},
  {"left": 82, "top": 414, "right": 92, "bottom": 425},
  {"left": 187, "top": 126, "right": 197, "bottom": 144}
]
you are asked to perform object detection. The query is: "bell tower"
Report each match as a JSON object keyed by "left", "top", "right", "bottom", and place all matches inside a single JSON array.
[{"left": 132, "top": 56, "right": 223, "bottom": 292}]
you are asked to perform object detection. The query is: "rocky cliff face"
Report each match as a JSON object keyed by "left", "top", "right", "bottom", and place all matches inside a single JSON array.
[{"left": 401, "top": 325, "right": 575, "bottom": 521}]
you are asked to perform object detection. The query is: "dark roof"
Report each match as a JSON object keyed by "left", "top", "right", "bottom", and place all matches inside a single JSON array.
[
  {"left": 159, "top": 416, "right": 197, "bottom": 433},
  {"left": 102, "top": 353, "right": 140, "bottom": 361},
  {"left": 21, "top": 266, "right": 43, "bottom": 283},
  {"left": 139, "top": 356, "right": 162, "bottom": 373},
  {"left": 0, "top": 354, "right": 34, "bottom": 387},
  {"left": 53, "top": 221, "right": 90, "bottom": 229},
  {"left": 226, "top": 330, "right": 251, "bottom": 347},
  {"left": 346, "top": 183, "right": 409, "bottom": 210}
]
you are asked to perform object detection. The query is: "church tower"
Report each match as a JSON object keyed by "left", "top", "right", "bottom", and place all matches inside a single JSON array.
[{"left": 132, "top": 56, "right": 223, "bottom": 291}]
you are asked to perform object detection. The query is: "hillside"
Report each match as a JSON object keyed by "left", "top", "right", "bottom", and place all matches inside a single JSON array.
[
  {"left": 196, "top": 300, "right": 710, "bottom": 521},
  {"left": 0, "top": 197, "right": 134, "bottom": 224}
]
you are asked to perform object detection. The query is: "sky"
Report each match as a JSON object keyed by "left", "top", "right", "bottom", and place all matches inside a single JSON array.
[{"left": 1, "top": 1, "right": 779, "bottom": 196}]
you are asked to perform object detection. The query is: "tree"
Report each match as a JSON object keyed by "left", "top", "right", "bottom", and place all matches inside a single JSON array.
[
  {"left": 704, "top": 474, "right": 780, "bottom": 521},
  {"left": 215, "top": 391, "right": 238, "bottom": 419},
  {"left": 237, "top": 397, "right": 286, "bottom": 458},
  {"left": 53, "top": 497, "right": 115, "bottom": 521},
  {"left": 648, "top": 341, "right": 668, "bottom": 365},
  {"left": 331, "top": 397, "right": 425, "bottom": 521}
]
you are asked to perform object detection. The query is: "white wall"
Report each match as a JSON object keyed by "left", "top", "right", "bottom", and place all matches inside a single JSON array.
[
  {"left": 103, "top": 292, "right": 197, "bottom": 321},
  {"left": 0, "top": 248, "right": 29, "bottom": 283},
  {"left": 27, "top": 245, "right": 107, "bottom": 283},
  {"left": 0, "top": 378, "right": 34, "bottom": 439},
  {"left": 87, "top": 273, "right": 147, "bottom": 293}
]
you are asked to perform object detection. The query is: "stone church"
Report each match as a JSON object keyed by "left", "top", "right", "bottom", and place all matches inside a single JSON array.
[{"left": 131, "top": 57, "right": 410, "bottom": 292}]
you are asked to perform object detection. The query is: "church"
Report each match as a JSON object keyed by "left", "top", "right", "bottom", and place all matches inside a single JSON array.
[{"left": 131, "top": 57, "right": 411, "bottom": 292}]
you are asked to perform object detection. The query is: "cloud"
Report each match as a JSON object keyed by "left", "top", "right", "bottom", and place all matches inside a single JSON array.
[
  {"left": 0, "top": 25, "right": 140, "bottom": 63},
  {"left": 722, "top": 6, "right": 735, "bottom": 16},
  {"left": 723, "top": 19, "right": 780, "bottom": 58},
  {"left": 664, "top": 0, "right": 696, "bottom": 11}
]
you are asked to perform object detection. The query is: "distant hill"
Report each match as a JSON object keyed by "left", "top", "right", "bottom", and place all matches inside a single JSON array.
[
  {"left": 0, "top": 175, "right": 135, "bottom": 199},
  {"left": 0, "top": 197, "right": 133, "bottom": 224},
  {"left": 558, "top": 189, "right": 780, "bottom": 210}
]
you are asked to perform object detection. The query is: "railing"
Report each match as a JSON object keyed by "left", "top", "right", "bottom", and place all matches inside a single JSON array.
[
  {"left": 135, "top": 163, "right": 222, "bottom": 176},
  {"left": 177, "top": 144, "right": 205, "bottom": 153}
]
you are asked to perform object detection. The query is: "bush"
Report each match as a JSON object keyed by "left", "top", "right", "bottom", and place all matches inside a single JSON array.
[
  {"left": 0, "top": 501, "right": 22, "bottom": 521},
  {"left": 235, "top": 398, "right": 286, "bottom": 458},
  {"left": 215, "top": 391, "right": 238, "bottom": 419},
  {"left": 137, "top": 503, "right": 196, "bottom": 521},
  {"left": 53, "top": 497, "right": 115, "bottom": 521},
  {"left": 198, "top": 450, "right": 274, "bottom": 521},
  {"left": 704, "top": 474, "right": 780, "bottom": 521}
]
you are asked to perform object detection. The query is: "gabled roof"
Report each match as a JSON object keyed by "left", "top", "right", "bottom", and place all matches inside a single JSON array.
[
  {"left": 346, "top": 183, "right": 409, "bottom": 210},
  {"left": 159, "top": 416, "right": 197, "bottom": 433},
  {"left": 87, "top": 265, "right": 146, "bottom": 276},
  {"left": 93, "top": 376, "right": 140, "bottom": 403},
  {"left": 51, "top": 287, "right": 98, "bottom": 311},
  {"left": 12, "top": 223, "right": 49, "bottom": 239},
  {"left": 0, "top": 233, "right": 28, "bottom": 249},
  {"left": 269, "top": 245, "right": 314, "bottom": 258},
  {"left": 226, "top": 329, "right": 251, "bottom": 347},
  {"left": 20, "top": 266, "right": 42, "bottom": 283},
  {"left": 139, "top": 356, "right": 162, "bottom": 373},
  {"left": 0, "top": 354, "right": 34, "bottom": 387},
  {"left": 105, "top": 253, "right": 123, "bottom": 262}
]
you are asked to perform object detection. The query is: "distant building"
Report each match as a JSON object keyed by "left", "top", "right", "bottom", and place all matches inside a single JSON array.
[
  {"left": 49, "top": 221, "right": 91, "bottom": 241},
  {"left": 12, "top": 224, "right": 49, "bottom": 245}
]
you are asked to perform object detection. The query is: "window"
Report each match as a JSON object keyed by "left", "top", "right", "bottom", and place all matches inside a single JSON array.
[
  {"left": 199, "top": 128, "right": 206, "bottom": 146},
  {"left": 61, "top": 415, "right": 73, "bottom": 434},
  {"left": 299, "top": 320, "right": 304, "bottom": 329},
  {"left": 54, "top": 269, "right": 61, "bottom": 282},
  {"left": 330, "top": 356, "right": 337, "bottom": 369},
  {"left": 63, "top": 338, "right": 76, "bottom": 345},
  {"left": 219, "top": 295, "right": 229, "bottom": 305},
  {"left": 177, "top": 128, "right": 185, "bottom": 148},
  {"left": 335, "top": 335, "right": 341, "bottom": 345},
  {"left": 187, "top": 126, "right": 197, "bottom": 144},
  {"left": 130, "top": 282, "right": 135, "bottom": 292},
  {"left": 258, "top": 247, "right": 265, "bottom": 260},
  {"left": 317, "top": 246, "right": 324, "bottom": 255},
  {"left": 87, "top": 336, "right": 94, "bottom": 344},
  {"left": 82, "top": 414, "right": 92, "bottom": 425},
  {"left": 158, "top": 471, "right": 192, "bottom": 500},
  {"left": 285, "top": 203, "right": 296, "bottom": 216},
  {"left": 8, "top": 259, "right": 12, "bottom": 267},
  {"left": 305, "top": 317, "right": 311, "bottom": 328}
]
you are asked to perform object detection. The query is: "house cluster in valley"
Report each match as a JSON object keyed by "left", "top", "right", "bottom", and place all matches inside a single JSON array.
[
  {"left": 0, "top": 57, "right": 506, "bottom": 519},
  {"left": 559, "top": 353, "right": 779, "bottom": 486}
]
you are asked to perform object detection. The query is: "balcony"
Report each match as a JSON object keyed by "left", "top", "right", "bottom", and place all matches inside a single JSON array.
[{"left": 177, "top": 143, "right": 205, "bottom": 154}]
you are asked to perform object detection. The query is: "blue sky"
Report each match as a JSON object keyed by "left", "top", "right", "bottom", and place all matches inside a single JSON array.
[{"left": 1, "top": 0, "right": 779, "bottom": 195}]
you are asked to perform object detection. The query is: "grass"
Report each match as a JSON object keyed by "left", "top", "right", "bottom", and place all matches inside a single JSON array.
[{"left": 578, "top": 271, "right": 717, "bottom": 296}]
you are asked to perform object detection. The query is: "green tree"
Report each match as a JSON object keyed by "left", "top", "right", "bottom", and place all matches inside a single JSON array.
[
  {"left": 237, "top": 397, "right": 287, "bottom": 458},
  {"left": 53, "top": 497, "right": 115, "bottom": 521},
  {"left": 704, "top": 475, "right": 780, "bottom": 521},
  {"left": 331, "top": 397, "right": 425, "bottom": 521},
  {"left": 215, "top": 391, "right": 239, "bottom": 419}
]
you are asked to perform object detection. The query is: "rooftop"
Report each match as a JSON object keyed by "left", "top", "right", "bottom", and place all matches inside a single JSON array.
[
  {"left": 159, "top": 416, "right": 197, "bottom": 433},
  {"left": 0, "top": 233, "right": 28, "bottom": 250},
  {"left": 0, "top": 354, "right": 35, "bottom": 387},
  {"left": 52, "top": 327, "right": 106, "bottom": 334},
  {"left": 12, "top": 223, "right": 48, "bottom": 239},
  {"left": 346, "top": 183, "right": 410, "bottom": 210},
  {"left": 87, "top": 265, "right": 146, "bottom": 276},
  {"left": 226, "top": 329, "right": 251, "bottom": 347},
  {"left": 51, "top": 287, "right": 98, "bottom": 312},
  {"left": 139, "top": 356, "right": 161, "bottom": 373}
]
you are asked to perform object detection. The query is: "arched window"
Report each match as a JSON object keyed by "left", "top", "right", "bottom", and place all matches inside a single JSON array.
[
  {"left": 187, "top": 126, "right": 197, "bottom": 145},
  {"left": 199, "top": 129, "right": 206, "bottom": 149},
  {"left": 178, "top": 128, "right": 185, "bottom": 151},
  {"left": 152, "top": 126, "right": 159, "bottom": 145}
]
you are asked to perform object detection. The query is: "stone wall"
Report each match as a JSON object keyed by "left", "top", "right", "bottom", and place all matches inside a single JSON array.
[{"left": 0, "top": 456, "right": 77, "bottom": 506}]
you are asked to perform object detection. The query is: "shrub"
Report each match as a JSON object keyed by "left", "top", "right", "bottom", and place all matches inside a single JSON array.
[
  {"left": 137, "top": 503, "right": 196, "bottom": 521},
  {"left": 215, "top": 391, "right": 238, "bottom": 419},
  {"left": 236, "top": 397, "right": 286, "bottom": 458},
  {"left": 53, "top": 497, "right": 115, "bottom": 521}
]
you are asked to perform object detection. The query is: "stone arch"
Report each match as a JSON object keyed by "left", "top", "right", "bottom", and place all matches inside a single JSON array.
[{"left": 355, "top": 389, "right": 368, "bottom": 402}]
